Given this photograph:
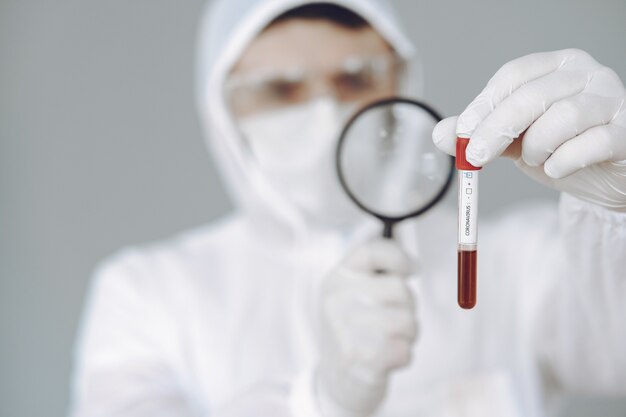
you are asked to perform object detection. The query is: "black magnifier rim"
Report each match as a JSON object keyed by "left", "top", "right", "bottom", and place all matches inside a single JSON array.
[{"left": 336, "top": 96, "right": 455, "bottom": 224}]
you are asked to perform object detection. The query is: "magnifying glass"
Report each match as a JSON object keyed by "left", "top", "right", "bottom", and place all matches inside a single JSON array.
[{"left": 335, "top": 97, "right": 454, "bottom": 239}]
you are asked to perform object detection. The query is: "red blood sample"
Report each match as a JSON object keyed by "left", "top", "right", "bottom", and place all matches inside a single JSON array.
[{"left": 458, "top": 250, "right": 477, "bottom": 309}]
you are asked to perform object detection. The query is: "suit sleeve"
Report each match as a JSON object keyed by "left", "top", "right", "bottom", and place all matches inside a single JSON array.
[
  {"left": 531, "top": 193, "right": 626, "bottom": 395},
  {"left": 70, "top": 249, "right": 323, "bottom": 417},
  {"left": 69, "top": 250, "right": 204, "bottom": 417}
]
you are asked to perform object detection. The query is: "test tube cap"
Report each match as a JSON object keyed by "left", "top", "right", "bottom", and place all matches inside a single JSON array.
[{"left": 456, "top": 137, "right": 482, "bottom": 171}]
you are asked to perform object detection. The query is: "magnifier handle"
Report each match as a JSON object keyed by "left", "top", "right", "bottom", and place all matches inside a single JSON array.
[
  {"left": 382, "top": 223, "right": 394, "bottom": 239},
  {"left": 373, "top": 224, "right": 395, "bottom": 275}
]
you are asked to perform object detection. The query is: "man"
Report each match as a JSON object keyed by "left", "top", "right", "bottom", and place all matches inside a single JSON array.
[{"left": 70, "top": 1, "right": 626, "bottom": 416}]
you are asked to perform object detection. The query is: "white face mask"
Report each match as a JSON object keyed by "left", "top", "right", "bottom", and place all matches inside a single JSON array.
[{"left": 237, "top": 97, "right": 362, "bottom": 228}]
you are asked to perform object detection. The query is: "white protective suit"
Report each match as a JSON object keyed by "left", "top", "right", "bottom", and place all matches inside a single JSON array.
[{"left": 69, "top": 0, "right": 626, "bottom": 416}]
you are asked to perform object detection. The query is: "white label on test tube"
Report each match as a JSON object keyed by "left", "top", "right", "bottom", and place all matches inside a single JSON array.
[{"left": 458, "top": 170, "right": 478, "bottom": 245}]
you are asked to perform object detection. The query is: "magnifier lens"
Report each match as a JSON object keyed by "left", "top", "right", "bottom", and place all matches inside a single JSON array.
[{"left": 338, "top": 99, "right": 452, "bottom": 220}]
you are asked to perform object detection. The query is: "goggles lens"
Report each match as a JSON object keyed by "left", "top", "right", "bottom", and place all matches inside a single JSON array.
[{"left": 226, "top": 55, "right": 401, "bottom": 116}]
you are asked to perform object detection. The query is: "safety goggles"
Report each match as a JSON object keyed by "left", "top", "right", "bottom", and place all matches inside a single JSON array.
[{"left": 225, "top": 54, "right": 402, "bottom": 116}]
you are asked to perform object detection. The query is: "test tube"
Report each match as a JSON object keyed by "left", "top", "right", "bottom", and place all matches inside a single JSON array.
[{"left": 456, "top": 136, "right": 481, "bottom": 309}]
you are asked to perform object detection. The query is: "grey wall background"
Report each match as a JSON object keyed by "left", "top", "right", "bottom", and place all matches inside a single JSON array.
[{"left": 1, "top": 0, "right": 625, "bottom": 416}]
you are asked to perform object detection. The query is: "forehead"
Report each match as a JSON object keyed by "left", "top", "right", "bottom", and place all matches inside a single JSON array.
[{"left": 231, "top": 19, "right": 393, "bottom": 75}]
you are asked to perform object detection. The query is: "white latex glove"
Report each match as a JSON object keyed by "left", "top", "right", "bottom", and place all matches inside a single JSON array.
[
  {"left": 433, "top": 48, "right": 626, "bottom": 211},
  {"left": 315, "top": 238, "right": 417, "bottom": 417}
]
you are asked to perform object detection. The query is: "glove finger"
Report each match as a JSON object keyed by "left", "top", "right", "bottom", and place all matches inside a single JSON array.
[
  {"left": 456, "top": 49, "right": 576, "bottom": 137},
  {"left": 351, "top": 305, "right": 418, "bottom": 341},
  {"left": 326, "top": 303, "right": 416, "bottom": 362},
  {"left": 379, "top": 307, "right": 418, "bottom": 341},
  {"left": 522, "top": 94, "right": 624, "bottom": 167},
  {"left": 374, "top": 337, "right": 414, "bottom": 371},
  {"left": 354, "top": 336, "right": 414, "bottom": 376},
  {"left": 349, "top": 313, "right": 416, "bottom": 375},
  {"left": 465, "top": 69, "right": 590, "bottom": 167},
  {"left": 543, "top": 123, "right": 626, "bottom": 178},
  {"left": 344, "top": 238, "right": 412, "bottom": 276},
  {"left": 585, "top": 65, "right": 626, "bottom": 96},
  {"left": 432, "top": 116, "right": 458, "bottom": 156},
  {"left": 332, "top": 275, "right": 414, "bottom": 308},
  {"left": 368, "top": 277, "right": 415, "bottom": 308},
  {"left": 385, "top": 336, "right": 414, "bottom": 369}
]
